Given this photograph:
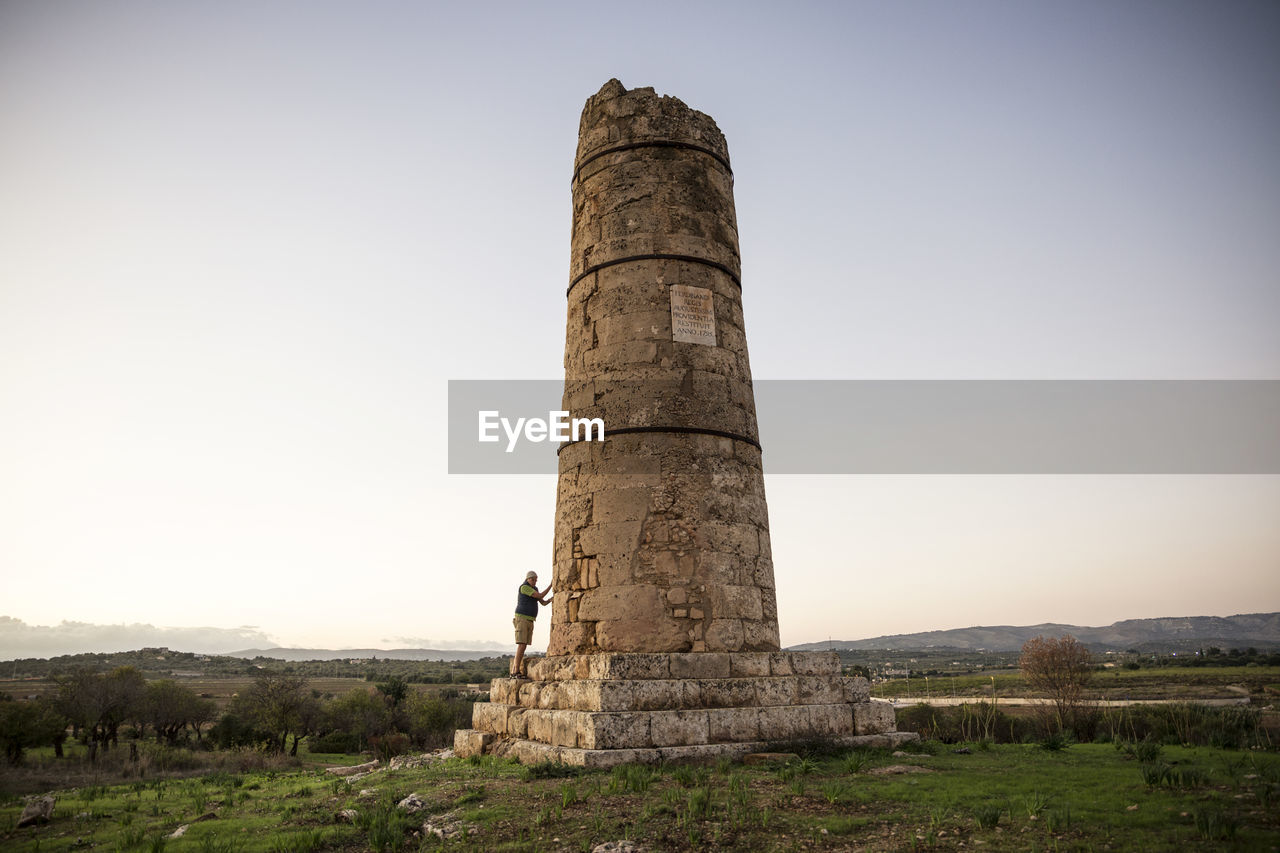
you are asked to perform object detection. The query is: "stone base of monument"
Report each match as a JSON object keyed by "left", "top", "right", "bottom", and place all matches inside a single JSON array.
[{"left": 453, "top": 651, "right": 916, "bottom": 768}]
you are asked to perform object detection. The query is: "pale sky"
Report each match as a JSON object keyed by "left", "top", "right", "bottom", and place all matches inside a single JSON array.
[{"left": 2, "top": 1, "right": 1278, "bottom": 657}]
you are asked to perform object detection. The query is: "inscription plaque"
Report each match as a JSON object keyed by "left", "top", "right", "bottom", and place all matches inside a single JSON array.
[{"left": 670, "top": 284, "right": 716, "bottom": 346}]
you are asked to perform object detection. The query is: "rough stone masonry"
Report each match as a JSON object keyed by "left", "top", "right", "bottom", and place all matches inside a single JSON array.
[{"left": 454, "top": 80, "right": 912, "bottom": 766}]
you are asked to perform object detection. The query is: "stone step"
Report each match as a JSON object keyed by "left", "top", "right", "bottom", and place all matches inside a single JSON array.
[
  {"left": 523, "top": 650, "right": 842, "bottom": 682},
  {"left": 488, "top": 673, "right": 870, "bottom": 711},
  {"left": 455, "top": 731, "right": 920, "bottom": 769},
  {"left": 470, "top": 699, "right": 899, "bottom": 749}
]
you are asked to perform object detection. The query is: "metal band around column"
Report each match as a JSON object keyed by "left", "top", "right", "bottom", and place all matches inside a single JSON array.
[
  {"left": 573, "top": 140, "right": 733, "bottom": 183},
  {"left": 566, "top": 253, "right": 741, "bottom": 297},
  {"left": 556, "top": 425, "right": 762, "bottom": 454}
]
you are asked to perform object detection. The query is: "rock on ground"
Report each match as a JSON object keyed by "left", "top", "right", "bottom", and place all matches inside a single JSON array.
[
  {"left": 397, "top": 793, "right": 428, "bottom": 813},
  {"left": 868, "top": 764, "right": 933, "bottom": 775},
  {"left": 325, "top": 759, "right": 379, "bottom": 776},
  {"left": 421, "top": 812, "right": 478, "bottom": 841},
  {"left": 18, "top": 796, "right": 55, "bottom": 828},
  {"left": 389, "top": 749, "right": 453, "bottom": 770}
]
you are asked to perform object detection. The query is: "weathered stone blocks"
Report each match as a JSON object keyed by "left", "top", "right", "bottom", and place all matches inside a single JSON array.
[
  {"left": 452, "top": 729, "right": 493, "bottom": 757},
  {"left": 853, "top": 700, "right": 898, "bottom": 735},
  {"left": 577, "top": 586, "right": 664, "bottom": 622},
  {"left": 708, "top": 707, "right": 760, "bottom": 743},
  {"left": 471, "top": 702, "right": 507, "bottom": 735},
  {"left": 460, "top": 731, "right": 921, "bottom": 768},
  {"left": 464, "top": 651, "right": 914, "bottom": 761},
  {"left": 669, "top": 651, "right": 730, "bottom": 679},
  {"left": 552, "top": 81, "right": 778, "bottom": 658}
]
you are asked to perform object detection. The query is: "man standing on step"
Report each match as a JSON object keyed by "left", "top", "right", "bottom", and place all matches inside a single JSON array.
[{"left": 511, "top": 570, "right": 551, "bottom": 678}]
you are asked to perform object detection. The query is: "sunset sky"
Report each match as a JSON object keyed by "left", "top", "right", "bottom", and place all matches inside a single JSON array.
[{"left": 2, "top": 1, "right": 1278, "bottom": 657}]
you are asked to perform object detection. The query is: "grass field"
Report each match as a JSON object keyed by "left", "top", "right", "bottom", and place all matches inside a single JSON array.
[
  {"left": 2, "top": 739, "right": 1278, "bottom": 851},
  {"left": 871, "top": 666, "right": 1280, "bottom": 701}
]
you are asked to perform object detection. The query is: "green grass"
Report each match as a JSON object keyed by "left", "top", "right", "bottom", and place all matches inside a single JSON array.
[
  {"left": 871, "top": 665, "right": 1280, "bottom": 700},
  {"left": 2, "top": 743, "right": 1278, "bottom": 851}
]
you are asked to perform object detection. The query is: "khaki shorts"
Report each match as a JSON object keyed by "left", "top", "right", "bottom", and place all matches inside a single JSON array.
[{"left": 513, "top": 616, "right": 534, "bottom": 645}]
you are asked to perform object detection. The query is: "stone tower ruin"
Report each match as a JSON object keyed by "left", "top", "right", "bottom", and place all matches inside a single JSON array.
[
  {"left": 550, "top": 76, "right": 776, "bottom": 657},
  {"left": 455, "top": 80, "right": 911, "bottom": 766}
]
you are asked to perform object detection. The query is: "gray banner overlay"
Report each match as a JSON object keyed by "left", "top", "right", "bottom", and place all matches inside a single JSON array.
[{"left": 448, "top": 380, "right": 1280, "bottom": 475}]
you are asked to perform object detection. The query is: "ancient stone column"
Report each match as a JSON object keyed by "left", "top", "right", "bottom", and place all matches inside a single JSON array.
[
  {"left": 455, "top": 81, "right": 912, "bottom": 767},
  {"left": 549, "top": 78, "right": 778, "bottom": 657}
]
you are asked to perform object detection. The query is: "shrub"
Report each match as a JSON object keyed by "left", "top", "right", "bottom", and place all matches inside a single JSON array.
[
  {"left": 894, "top": 702, "right": 1034, "bottom": 744},
  {"left": 1140, "top": 762, "right": 1172, "bottom": 787},
  {"left": 1171, "top": 766, "right": 1208, "bottom": 788},
  {"left": 671, "top": 765, "right": 706, "bottom": 788},
  {"left": 367, "top": 733, "right": 410, "bottom": 762},
  {"left": 610, "top": 763, "right": 655, "bottom": 793},
  {"left": 686, "top": 785, "right": 713, "bottom": 820},
  {"left": 1194, "top": 807, "right": 1239, "bottom": 841},
  {"left": 1045, "top": 805, "right": 1072, "bottom": 833},
  {"left": 307, "top": 732, "right": 360, "bottom": 754},
  {"left": 841, "top": 751, "right": 870, "bottom": 774},
  {"left": 1113, "top": 705, "right": 1264, "bottom": 749},
  {"left": 972, "top": 803, "right": 1003, "bottom": 829},
  {"left": 356, "top": 803, "right": 418, "bottom": 853},
  {"left": 1039, "top": 732, "right": 1069, "bottom": 751},
  {"left": 322, "top": 690, "right": 392, "bottom": 751},
  {"left": 895, "top": 703, "right": 945, "bottom": 740},
  {"left": 206, "top": 714, "right": 273, "bottom": 751},
  {"left": 819, "top": 780, "right": 849, "bottom": 803},
  {"left": 1123, "top": 739, "right": 1163, "bottom": 762},
  {"left": 401, "top": 691, "right": 470, "bottom": 750}
]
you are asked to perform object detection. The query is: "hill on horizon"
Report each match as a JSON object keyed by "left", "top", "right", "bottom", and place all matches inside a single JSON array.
[{"left": 788, "top": 612, "right": 1280, "bottom": 653}]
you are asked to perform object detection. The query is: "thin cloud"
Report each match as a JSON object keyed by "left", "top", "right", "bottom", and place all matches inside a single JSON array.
[
  {"left": 389, "top": 636, "right": 509, "bottom": 651},
  {"left": 0, "top": 616, "right": 276, "bottom": 659}
]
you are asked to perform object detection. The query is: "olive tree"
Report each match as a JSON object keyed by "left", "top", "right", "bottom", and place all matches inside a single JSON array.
[
  {"left": 230, "top": 674, "right": 314, "bottom": 754},
  {"left": 0, "top": 697, "right": 67, "bottom": 765},
  {"left": 144, "top": 680, "right": 217, "bottom": 744},
  {"left": 55, "top": 666, "right": 146, "bottom": 761}
]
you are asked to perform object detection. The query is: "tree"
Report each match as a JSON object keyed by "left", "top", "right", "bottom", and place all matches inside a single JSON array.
[
  {"left": 0, "top": 697, "right": 67, "bottom": 765},
  {"left": 1020, "top": 635, "right": 1092, "bottom": 735},
  {"left": 98, "top": 666, "right": 146, "bottom": 749},
  {"left": 322, "top": 688, "right": 393, "bottom": 751},
  {"left": 54, "top": 666, "right": 145, "bottom": 761},
  {"left": 144, "top": 680, "right": 216, "bottom": 745},
  {"left": 401, "top": 690, "right": 467, "bottom": 750},
  {"left": 230, "top": 674, "right": 311, "bottom": 754},
  {"left": 376, "top": 676, "right": 409, "bottom": 708}
]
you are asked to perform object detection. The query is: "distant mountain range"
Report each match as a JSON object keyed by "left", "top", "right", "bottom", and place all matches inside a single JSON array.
[
  {"left": 226, "top": 647, "right": 504, "bottom": 662},
  {"left": 788, "top": 613, "right": 1280, "bottom": 653}
]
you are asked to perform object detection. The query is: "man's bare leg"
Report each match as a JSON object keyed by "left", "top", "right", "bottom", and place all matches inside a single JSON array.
[{"left": 512, "top": 643, "right": 527, "bottom": 677}]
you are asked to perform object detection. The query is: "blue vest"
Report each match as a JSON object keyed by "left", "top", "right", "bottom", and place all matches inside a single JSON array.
[{"left": 515, "top": 583, "right": 539, "bottom": 618}]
